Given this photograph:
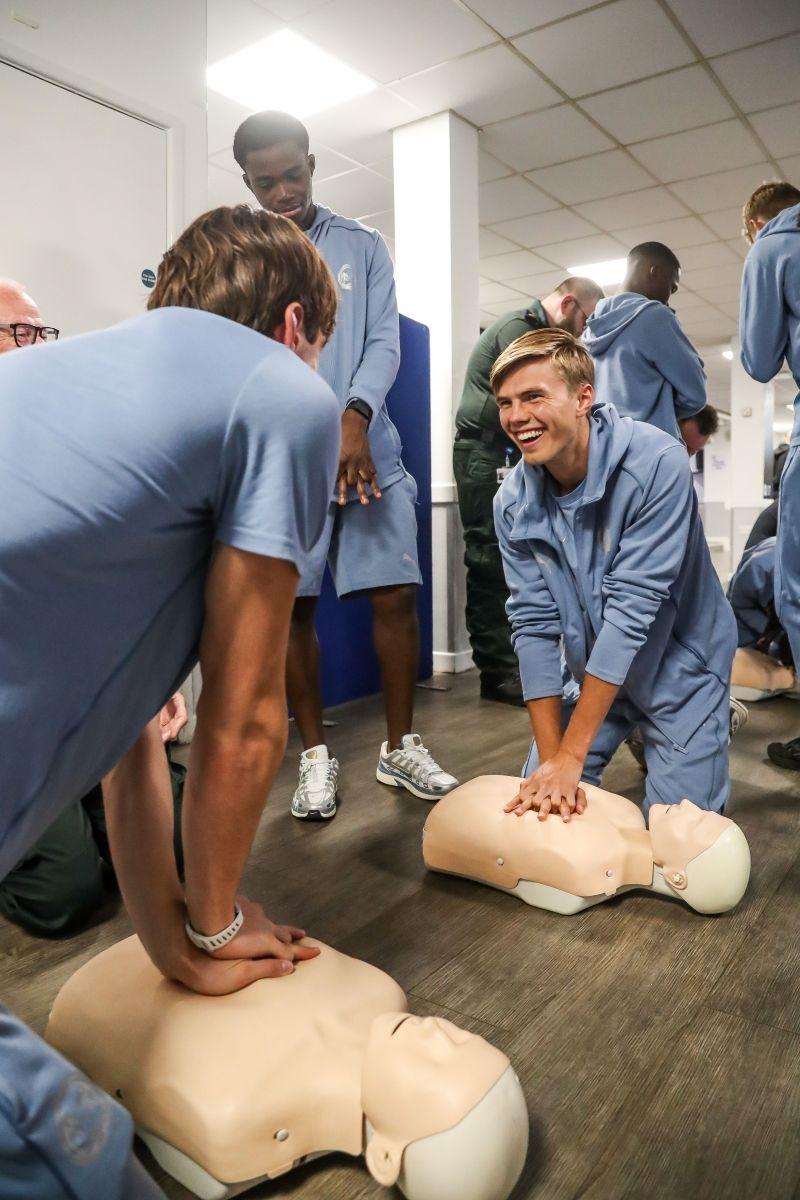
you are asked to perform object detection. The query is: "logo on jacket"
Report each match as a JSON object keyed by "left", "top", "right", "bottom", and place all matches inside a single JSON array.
[
  {"left": 53, "top": 1074, "right": 112, "bottom": 1164},
  {"left": 338, "top": 263, "right": 354, "bottom": 290}
]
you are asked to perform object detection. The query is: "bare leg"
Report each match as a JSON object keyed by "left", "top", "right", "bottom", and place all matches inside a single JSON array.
[
  {"left": 285, "top": 596, "right": 325, "bottom": 750},
  {"left": 370, "top": 584, "right": 419, "bottom": 750}
]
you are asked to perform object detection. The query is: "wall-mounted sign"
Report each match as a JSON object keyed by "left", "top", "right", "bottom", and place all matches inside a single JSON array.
[{"left": 141, "top": 268, "right": 156, "bottom": 288}]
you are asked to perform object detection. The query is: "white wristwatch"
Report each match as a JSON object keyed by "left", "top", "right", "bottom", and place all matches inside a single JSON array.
[{"left": 185, "top": 902, "right": 244, "bottom": 953}]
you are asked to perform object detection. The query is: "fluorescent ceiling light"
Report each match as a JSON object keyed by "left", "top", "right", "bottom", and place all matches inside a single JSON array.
[
  {"left": 567, "top": 257, "right": 627, "bottom": 287},
  {"left": 207, "top": 30, "right": 376, "bottom": 117},
  {"left": 722, "top": 349, "right": 733, "bottom": 360}
]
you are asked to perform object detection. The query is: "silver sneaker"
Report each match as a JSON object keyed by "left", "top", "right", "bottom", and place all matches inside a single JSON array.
[
  {"left": 376, "top": 733, "right": 458, "bottom": 801},
  {"left": 729, "top": 696, "right": 749, "bottom": 741},
  {"left": 291, "top": 745, "right": 339, "bottom": 820}
]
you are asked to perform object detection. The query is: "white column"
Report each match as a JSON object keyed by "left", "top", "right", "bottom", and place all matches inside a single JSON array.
[
  {"left": 393, "top": 111, "right": 479, "bottom": 673},
  {"left": 730, "top": 338, "right": 774, "bottom": 566}
]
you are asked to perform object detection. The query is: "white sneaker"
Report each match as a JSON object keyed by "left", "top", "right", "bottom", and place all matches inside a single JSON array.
[
  {"left": 376, "top": 733, "right": 458, "bottom": 801},
  {"left": 729, "top": 696, "right": 749, "bottom": 741},
  {"left": 291, "top": 745, "right": 339, "bottom": 820}
]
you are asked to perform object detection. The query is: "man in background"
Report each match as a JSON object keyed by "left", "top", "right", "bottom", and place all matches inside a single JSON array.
[
  {"left": 584, "top": 242, "right": 706, "bottom": 439},
  {"left": 454, "top": 279, "right": 603, "bottom": 707},
  {"left": 739, "top": 180, "right": 800, "bottom": 770},
  {"left": 680, "top": 404, "right": 718, "bottom": 458},
  {"left": 234, "top": 110, "right": 457, "bottom": 816}
]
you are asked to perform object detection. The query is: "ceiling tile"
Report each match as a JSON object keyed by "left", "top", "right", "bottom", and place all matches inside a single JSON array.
[
  {"left": 665, "top": 0, "right": 800, "bottom": 57},
  {"left": 525, "top": 150, "right": 653, "bottom": 205},
  {"left": 207, "top": 0, "right": 280, "bottom": 63},
  {"left": 726, "top": 238, "right": 748, "bottom": 260},
  {"left": 612, "top": 215, "right": 725, "bottom": 251},
  {"left": 357, "top": 209, "right": 394, "bottom": 237},
  {"left": 503, "top": 269, "right": 567, "bottom": 296},
  {"left": 313, "top": 144, "right": 365, "bottom": 179},
  {"left": 365, "top": 155, "right": 393, "bottom": 179},
  {"left": 479, "top": 280, "right": 528, "bottom": 304},
  {"left": 480, "top": 248, "right": 559, "bottom": 280},
  {"left": 391, "top": 44, "right": 560, "bottom": 127},
  {"left": 463, "top": 0, "right": 599, "bottom": 38},
  {"left": 481, "top": 105, "right": 613, "bottom": 172},
  {"left": 489, "top": 208, "right": 600, "bottom": 247},
  {"left": 479, "top": 175, "right": 556, "bottom": 222},
  {"left": 780, "top": 155, "right": 800, "bottom": 181},
  {"left": 480, "top": 227, "right": 521, "bottom": 256},
  {"left": 481, "top": 298, "right": 529, "bottom": 317},
  {"left": 253, "top": 0, "right": 333, "bottom": 19},
  {"left": 305, "top": 88, "right": 420, "bottom": 162},
  {"left": 535, "top": 232, "right": 628, "bottom": 269},
  {"left": 314, "top": 167, "right": 393, "bottom": 217},
  {"left": 670, "top": 162, "right": 775, "bottom": 212},
  {"left": 579, "top": 66, "right": 733, "bottom": 145},
  {"left": 513, "top": 0, "right": 695, "bottom": 95},
  {"left": 692, "top": 284, "right": 741, "bottom": 304},
  {"left": 573, "top": 187, "right": 689, "bottom": 230},
  {"left": 716, "top": 302, "right": 742, "bottom": 319},
  {"left": 749, "top": 103, "right": 800, "bottom": 159},
  {"left": 630, "top": 120, "right": 764, "bottom": 183},
  {"left": 291, "top": 0, "right": 494, "bottom": 84},
  {"left": 208, "top": 147, "right": 240, "bottom": 177},
  {"left": 479, "top": 151, "right": 513, "bottom": 183},
  {"left": 712, "top": 34, "right": 800, "bottom": 113},
  {"left": 679, "top": 262, "right": 744, "bottom": 290},
  {"left": 207, "top": 92, "right": 254, "bottom": 159},
  {"left": 678, "top": 241, "right": 740, "bottom": 270},
  {"left": 671, "top": 289, "right": 717, "bottom": 311},
  {"left": 701, "top": 207, "right": 747, "bottom": 240}
]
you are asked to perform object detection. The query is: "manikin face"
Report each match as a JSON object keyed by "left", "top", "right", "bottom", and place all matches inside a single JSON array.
[
  {"left": 495, "top": 358, "right": 593, "bottom": 469},
  {"left": 243, "top": 140, "right": 316, "bottom": 229},
  {"left": 0, "top": 287, "right": 43, "bottom": 354}
]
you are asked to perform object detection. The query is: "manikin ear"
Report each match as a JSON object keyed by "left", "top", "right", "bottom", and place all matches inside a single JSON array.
[
  {"left": 272, "top": 301, "right": 306, "bottom": 351},
  {"left": 365, "top": 1134, "right": 403, "bottom": 1186},
  {"left": 575, "top": 381, "right": 594, "bottom": 417}
]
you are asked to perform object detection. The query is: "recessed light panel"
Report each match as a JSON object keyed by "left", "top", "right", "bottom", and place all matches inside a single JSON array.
[
  {"left": 567, "top": 257, "right": 627, "bottom": 287},
  {"left": 207, "top": 30, "right": 376, "bottom": 118}
]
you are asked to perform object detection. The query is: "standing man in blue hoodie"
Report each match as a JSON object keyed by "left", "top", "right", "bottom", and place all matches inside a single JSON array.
[
  {"left": 492, "top": 329, "right": 736, "bottom": 822},
  {"left": 583, "top": 242, "right": 707, "bottom": 439},
  {"left": 234, "top": 111, "right": 457, "bottom": 818},
  {"left": 740, "top": 180, "right": 800, "bottom": 770}
]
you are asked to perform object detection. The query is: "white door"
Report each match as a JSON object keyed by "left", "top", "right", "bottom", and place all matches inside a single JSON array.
[{"left": 0, "top": 60, "right": 168, "bottom": 337}]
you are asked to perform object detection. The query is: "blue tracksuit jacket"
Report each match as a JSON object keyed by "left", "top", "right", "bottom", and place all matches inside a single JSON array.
[
  {"left": 583, "top": 292, "right": 706, "bottom": 439},
  {"left": 494, "top": 403, "right": 736, "bottom": 749},
  {"left": 727, "top": 537, "right": 777, "bottom": 648},
  {"left": 307, "top": 205, "right": 404, "bottom": 492},
  {"left": 740, "top": 202, "right": 800, "bottom": 441}
]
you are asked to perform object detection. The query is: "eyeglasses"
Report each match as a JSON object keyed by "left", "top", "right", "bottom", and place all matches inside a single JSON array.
[
  {"left": 0, "top": 322, "right": 60, "bottom": 347},
  {"left": 572, "top": 298, "right": 590, "bottom": 327}
]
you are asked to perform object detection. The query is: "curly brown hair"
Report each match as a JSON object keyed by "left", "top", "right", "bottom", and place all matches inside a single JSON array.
[{"left": 147, "top": 204, "right": 337, "bottom": 343}]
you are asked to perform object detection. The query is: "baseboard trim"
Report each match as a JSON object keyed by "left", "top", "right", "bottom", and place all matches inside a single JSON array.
[{"left": 432, "top": 649, "right": 475, "bottom": 674}]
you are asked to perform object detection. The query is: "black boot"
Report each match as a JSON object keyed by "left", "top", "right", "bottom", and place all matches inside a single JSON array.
[
  {"left": 767, "top": 736, "right": 800, "bottom": 771},
  {"left": 480, "top": 671, "right": 525, "bottom": 707}
]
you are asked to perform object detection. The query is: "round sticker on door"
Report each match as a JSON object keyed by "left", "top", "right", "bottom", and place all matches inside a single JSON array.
[{"left": 141, "top": 268, "right": 156, "bottom": 288}]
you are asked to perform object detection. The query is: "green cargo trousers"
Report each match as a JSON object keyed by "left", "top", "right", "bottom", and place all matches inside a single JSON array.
[
  {"left": 0, "top": 758, "right": 185, "bottom": 937},
  {"left": 453, "top": 437, "right": 520, "bottom": 680}
]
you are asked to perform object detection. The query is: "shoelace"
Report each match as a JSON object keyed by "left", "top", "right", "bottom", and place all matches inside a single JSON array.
[
  {"left": 300, "top": 757, "right": 338, "bottom": 796},
  {"left": 392, "top": 744, "right": 445, "bottom": 784}
]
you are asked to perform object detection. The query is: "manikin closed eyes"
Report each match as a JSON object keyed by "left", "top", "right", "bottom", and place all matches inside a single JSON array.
[
  {"left": 46, "top": 936, "right": 529, "bottom": 1200},
  {"left": 423, "top": 777, "right": 750, "bottom": 915}
]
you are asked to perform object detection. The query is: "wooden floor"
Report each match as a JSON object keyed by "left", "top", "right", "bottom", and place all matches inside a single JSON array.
[{"left": 3, "top": 671, "right": 800, "bottom": 1200}]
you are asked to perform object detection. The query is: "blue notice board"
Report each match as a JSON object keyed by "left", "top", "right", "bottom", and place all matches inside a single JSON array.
[{"left": 315, "top": 314, "right": 433, "bottom": 707}]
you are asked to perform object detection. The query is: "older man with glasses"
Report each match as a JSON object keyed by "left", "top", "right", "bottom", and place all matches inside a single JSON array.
[{"left": 0, "top": 278, "right": 58, "bottom": 352}]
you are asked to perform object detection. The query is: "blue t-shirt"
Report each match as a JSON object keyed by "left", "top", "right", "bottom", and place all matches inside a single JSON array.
[{"left": 0, "top": 307, "right": 339, "bottom": 877}]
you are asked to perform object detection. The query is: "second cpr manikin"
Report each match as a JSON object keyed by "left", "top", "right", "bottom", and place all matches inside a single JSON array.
[
  {"left": 46, "top": 937, "right": 528, "bottom": 1200},
  {"left": 423, "top": 776, "right": 750, "bottom": 915}
]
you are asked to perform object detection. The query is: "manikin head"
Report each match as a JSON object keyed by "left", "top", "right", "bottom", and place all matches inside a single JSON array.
[
  {"left": 622, "top": 241, "right": 681, "bottom": 305},
  {"left": 679, "top": 404, "right": 719, "bottom": 457},
  {"left": 234, "top": 110, "right": 316, "bottom": 231},
  {"left": 491, "top": 328, "right": 594, "bottom": 490},
  {"left": 147, "top": 204, "right": 336, "bottom": 370},
  {"left": 540, "top": 276, "right": 605, "bottom": 338},
  {"left": 0, "top": 279, "right": 56, "bottom": 354},
  {"left": 742, "top": 180, "right": 800, "bottom": 245},
  {"left": 648, "top": 799, "right": 751, "bottom": 914}
]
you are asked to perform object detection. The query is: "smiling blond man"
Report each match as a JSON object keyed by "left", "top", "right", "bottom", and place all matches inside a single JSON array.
[{"left": 491, "top": 329, "right": 736, "bottom": 826}]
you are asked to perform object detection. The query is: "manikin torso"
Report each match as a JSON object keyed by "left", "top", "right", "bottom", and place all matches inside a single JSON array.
[{"left": 423, "top": 777, "right": 750, "bottom": 915}]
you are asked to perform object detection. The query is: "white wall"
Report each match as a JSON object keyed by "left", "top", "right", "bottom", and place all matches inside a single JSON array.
[{"left": 0, "top": 0, "right": 208, "bottom": 231}]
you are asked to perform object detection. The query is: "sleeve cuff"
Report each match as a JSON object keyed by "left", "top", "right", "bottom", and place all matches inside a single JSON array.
[
  {"left": 585, "top": 619, "right": 642, "bottom": 685},
  {"left": 515, "top": 634, "right": 564, "bottom": 700}
]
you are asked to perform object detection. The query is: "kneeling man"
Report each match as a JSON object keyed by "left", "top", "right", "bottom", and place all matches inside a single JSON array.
[{"left": 493, "top": 330, "right": 736, "bottom": 822}]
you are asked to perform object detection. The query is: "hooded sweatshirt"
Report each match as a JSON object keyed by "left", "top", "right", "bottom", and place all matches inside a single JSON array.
[
  {"left": 494, "top": 403, "right": 736, "bottom": 748},
  {"left": 306, "top": 205, "right": 404, "bottom": 493},
  {"left": 727, "top": 537, "right": 778, "bottom": 648},
  {"left": 740, "top": 202, "right": 800, "bottom": 443},
  {"left": 583, "top": 293, "right": 706, "bottom": 439}
]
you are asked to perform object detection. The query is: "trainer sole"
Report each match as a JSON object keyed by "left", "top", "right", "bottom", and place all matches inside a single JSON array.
[
  {"left": 290, "top": 802, "right": 337, "bottom": 821},
  {"left": 376, "top": 764, "right": 452, "bottom": 802}
]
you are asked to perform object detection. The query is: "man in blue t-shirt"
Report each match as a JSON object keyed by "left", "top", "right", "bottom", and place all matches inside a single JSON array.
[
  {"left": 234, "top": 110, "right": 457, "bottom": 821},
  {"left": 0, "top": 205, "right": 340, "bottom": 1197}
]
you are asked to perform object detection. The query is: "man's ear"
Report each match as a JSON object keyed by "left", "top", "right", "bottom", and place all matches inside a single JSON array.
[
  {"left": 308, "top": 153, "right": 316, "bottom": 178},
  {"left": 272, "top": 301, "right": 305, "bottom": 349},
  {"left": 576, "top": 382, "right": 594, "bottom": 416}
]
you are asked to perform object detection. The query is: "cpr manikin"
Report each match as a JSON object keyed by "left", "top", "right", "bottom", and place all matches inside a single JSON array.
[
  {"left": 423, "top": 776, "right": 750, "bottom": 915},
  {"left": 45, "top": 937, "right": 528, "bottom": 1200},
  {"left": 731, "top": 645, "right": 797, "bottom": 702}
]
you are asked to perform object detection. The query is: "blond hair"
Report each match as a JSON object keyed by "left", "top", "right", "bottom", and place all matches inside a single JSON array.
[
  {"left": 743, "top": 181, "right": 800, "bottom": 243},
  {"left": 490, "top": 328, "right": 594, "bottom": 395},
  {"left": 148, "top": 204, "right": 337, "bottom": 343}
]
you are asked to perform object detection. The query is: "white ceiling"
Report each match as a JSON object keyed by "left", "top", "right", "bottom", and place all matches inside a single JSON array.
[{"left": 206, "top": 0, "right": 800, "bottom": 412}]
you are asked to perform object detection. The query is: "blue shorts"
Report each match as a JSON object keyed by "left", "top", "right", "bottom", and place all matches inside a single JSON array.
[{"left": 297, "top": 473, "right": 423, "bottom": 599}]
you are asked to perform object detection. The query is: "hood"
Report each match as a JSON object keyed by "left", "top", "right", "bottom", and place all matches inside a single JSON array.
[
  {"left": 509, "top": 402, "right": 635, "bottom": 542},
  {"left": 308, "top": 204, "right": 334, "bottom": 233},
  {"left": 758, "top": 202, "right": 800, "bottom": 240},
  {"left": 582, "top": 292, "right": 661, "bottom": 355}
]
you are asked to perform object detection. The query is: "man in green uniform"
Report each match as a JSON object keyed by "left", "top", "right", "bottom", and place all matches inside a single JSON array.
[{"left": 454, "top": 277, "right": 604, "bottom": 705}]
